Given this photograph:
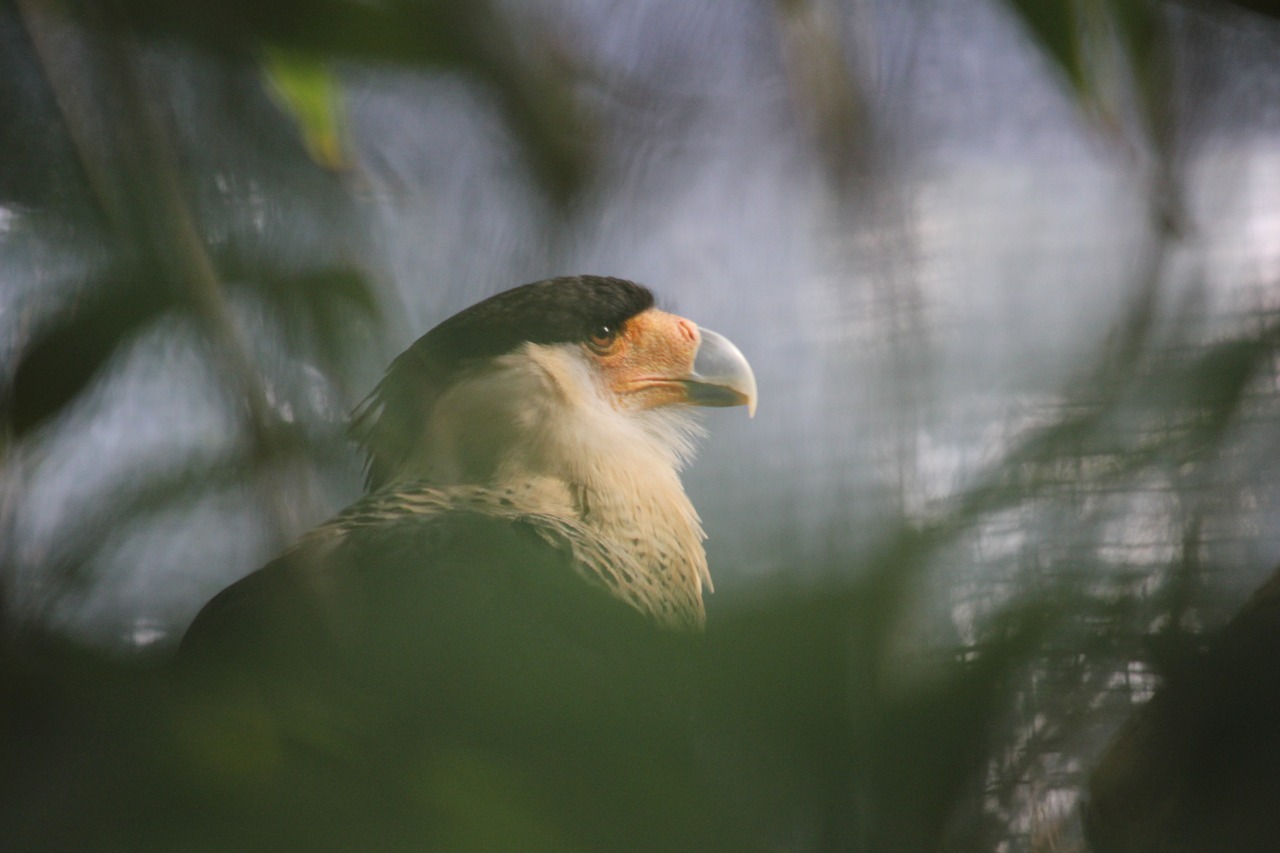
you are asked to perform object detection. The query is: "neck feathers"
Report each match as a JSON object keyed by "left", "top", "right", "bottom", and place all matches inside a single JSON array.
[{"left": 404, "top": 343, "right": 711, "bottom": 628}]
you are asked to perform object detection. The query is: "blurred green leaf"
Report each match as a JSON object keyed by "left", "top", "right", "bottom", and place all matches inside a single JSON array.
[
  {"left": 1000, "top": 0, "right": 1086, "bottom": 96},
  {"left": 262, "top": 46, "right": 348, "bottom": 171},
  {"left": 1000, "top": 0, "right": 1171, "bottom": 153},
  {"left": 1106, "top": 0, "right": 1160, "bottom": 75},
  {"left": 418, "top": 747, "right": 573, "bottom": 853},
  {"left": 7, "top": 274, "right": 176, "bottom": 437},
  {"left": 108, "top": 0, "right": 593, "bottom": 203}
]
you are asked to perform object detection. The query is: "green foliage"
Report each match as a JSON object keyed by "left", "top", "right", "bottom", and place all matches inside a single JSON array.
[
  {"left": 1001, "top": 0, "right": 1087, "bottom": 94},
  {"left": 998, "top": 0, "right": 1171, "bottom": 153},
  {"left": 262, "top": 46, "right": 349, "bottom": 170}
]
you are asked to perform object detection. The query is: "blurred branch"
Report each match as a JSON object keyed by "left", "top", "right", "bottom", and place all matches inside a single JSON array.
[
  {"left": 13, "top": 0, "right": 131, "bottom": 234},
  {"left": 999, "top": 0, "right": 1190, "bottom": 234},
  {"left": 773, "top": 0, "right": 876, "bottom": 196},
  {"left": 13, "top": 0, "right": 301, "bottom": 540}
]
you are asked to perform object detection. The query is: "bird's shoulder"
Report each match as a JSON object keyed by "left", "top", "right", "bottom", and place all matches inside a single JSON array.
[
  {"left": 299, "top": 479, "right": 584, "bottom": 554},
  {"left": 177, "top": 481, "right": 656, "bottom": 667}
]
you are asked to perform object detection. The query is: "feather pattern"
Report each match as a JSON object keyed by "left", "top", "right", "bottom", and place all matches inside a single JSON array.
[{"left": 301, "top": 476, "right": 707, "bottom": 630}]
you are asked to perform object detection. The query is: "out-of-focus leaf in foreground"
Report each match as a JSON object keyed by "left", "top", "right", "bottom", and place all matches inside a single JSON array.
[
  {"left": 6, "top": 272, "right": 175, "bottom": 437},
  {"left": 110, "top": 0, "right": 595, "bottom": 204},
  {"left": 262, "top": 46, "right": 348, "bottom": 171},
  {"left": 1001, "top": 0, "right": 1087, "bottom": 95},
  {"left": 998, "top": 0, "right": 1170, "bottom": 152}
]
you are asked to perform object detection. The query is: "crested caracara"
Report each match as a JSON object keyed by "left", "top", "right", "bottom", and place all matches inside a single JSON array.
[
  {"left": 183, "top": 274, "right": 755, "bottom": 645},
  {"left": 174, "top": 276, "right": 757, "bottom": 850}
]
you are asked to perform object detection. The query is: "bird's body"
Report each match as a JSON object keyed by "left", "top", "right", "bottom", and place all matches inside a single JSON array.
[{"left": 174, "top": 275, "right": 757, "bottom": 850}]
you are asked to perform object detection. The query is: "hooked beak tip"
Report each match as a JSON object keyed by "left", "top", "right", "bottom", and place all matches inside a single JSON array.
[{"left": 687, "top": 327, "right": 757, "bottom": 417}]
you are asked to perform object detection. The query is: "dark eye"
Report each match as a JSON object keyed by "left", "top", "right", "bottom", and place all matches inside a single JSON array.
[{"left": 587, "top": 323, "right": 619, "bottom": 353}]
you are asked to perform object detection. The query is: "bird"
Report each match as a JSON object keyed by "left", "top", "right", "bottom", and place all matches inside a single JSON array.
[{"left": 173, "top": 275, "right": 758, "bottom": 850}]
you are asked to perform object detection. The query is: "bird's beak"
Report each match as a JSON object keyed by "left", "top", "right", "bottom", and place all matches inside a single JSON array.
[
  {"left": 682, "top": 327, "right": 758, "bottom": 417},
  {"left": 599, "top": 309, "right": 757, "bottom": 416}
]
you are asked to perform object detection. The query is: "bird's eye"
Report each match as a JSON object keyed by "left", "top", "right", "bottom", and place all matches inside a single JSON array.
[{"left": 586, "top": 323, "right": 620, "bottom": 353}]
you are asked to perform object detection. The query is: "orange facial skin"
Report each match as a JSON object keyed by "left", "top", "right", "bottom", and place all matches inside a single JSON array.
[{"left": 588, "top": 309, "right": 704, "bottom": 412}]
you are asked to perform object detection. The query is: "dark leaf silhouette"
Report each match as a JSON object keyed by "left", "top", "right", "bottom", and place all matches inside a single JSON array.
[{"left": 8, "top": 272, "right": 176, "bottom": 436}]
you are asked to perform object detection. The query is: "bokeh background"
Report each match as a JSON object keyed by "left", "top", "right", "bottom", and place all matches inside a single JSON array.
[{"left": 4, "top": 1, "right": 1280, "bottom": 850}]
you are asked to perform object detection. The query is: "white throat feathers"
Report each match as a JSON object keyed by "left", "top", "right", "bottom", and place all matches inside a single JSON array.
[{"left": 400, "top": 341, "right": 712, "bottom": 626}]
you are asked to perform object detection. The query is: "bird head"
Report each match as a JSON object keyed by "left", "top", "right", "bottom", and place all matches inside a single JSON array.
[{"left": 352, "top": 276, "right": 756, "bottom": 493}]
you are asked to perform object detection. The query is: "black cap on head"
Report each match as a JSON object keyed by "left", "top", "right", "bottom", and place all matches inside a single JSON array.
[
  {"left": 413, "top": 275, "right": 654, "bottom": 368},
  {"left": 352, "top": 276, "right": 656, "bottom": 489}
]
